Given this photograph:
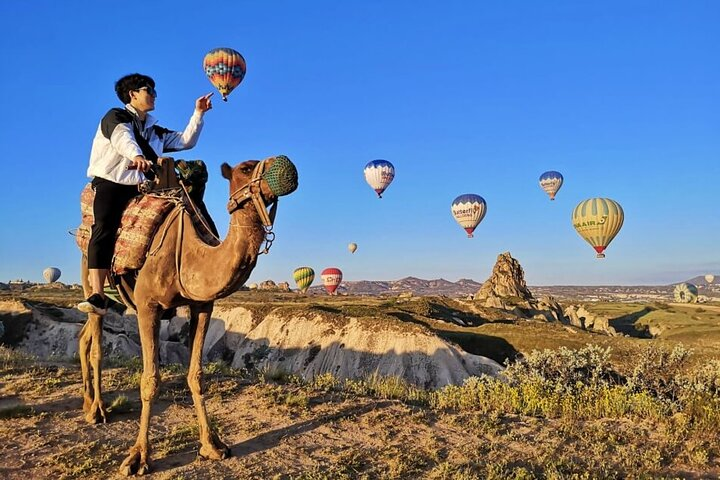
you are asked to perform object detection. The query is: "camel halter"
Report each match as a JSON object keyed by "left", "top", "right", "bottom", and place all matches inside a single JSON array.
[{"left": 226, "top": 159, "right": 278, "bottom": 254}]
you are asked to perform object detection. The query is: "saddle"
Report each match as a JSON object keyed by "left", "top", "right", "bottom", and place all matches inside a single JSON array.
[{"left": 76, "top": 158, "right": 219, "bottom": 276}]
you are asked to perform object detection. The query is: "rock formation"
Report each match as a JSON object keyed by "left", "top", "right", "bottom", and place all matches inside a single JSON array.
[
  {"left": 563, "top": 305, "right": 617, "bottom": 336},
  {"left": 0, "top": 300, "right": 502, "bottom": 389},
  {"left": 229, "top": 311, "right": 501, "bottom": 389},
  {"left": 473, "top": 252, "right": 617, "bottom": 335},
  {"left": 475, "top": 252, "right": 534, "bottom": 309}
]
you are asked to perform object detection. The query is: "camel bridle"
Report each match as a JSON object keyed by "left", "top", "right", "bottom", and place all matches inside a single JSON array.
[{"left": 225, "top": 159, "right": 278, "bottom": 254}]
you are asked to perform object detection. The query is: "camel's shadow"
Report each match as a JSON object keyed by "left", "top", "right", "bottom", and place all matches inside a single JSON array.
[{"left": 150, "top": 400, "right": 393, "bottom": 473}]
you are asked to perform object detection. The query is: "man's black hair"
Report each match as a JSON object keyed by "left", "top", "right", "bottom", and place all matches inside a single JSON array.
[{"left": 115, "top": 73, "right": 155, "bottom": 104}]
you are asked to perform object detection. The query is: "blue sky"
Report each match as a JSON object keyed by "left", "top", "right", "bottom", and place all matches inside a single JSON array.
[{"left": 0, "top": 1, "right": 718, "bottom": 286}]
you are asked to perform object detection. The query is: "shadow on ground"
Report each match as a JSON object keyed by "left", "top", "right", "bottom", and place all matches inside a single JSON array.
[{"left": 609, "top": 307, "right": 654, "bottom": 338}]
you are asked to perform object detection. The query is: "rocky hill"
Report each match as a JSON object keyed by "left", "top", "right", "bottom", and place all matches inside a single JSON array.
[{"left": 0, "top": 298, "right": 501, "bottom": 390}]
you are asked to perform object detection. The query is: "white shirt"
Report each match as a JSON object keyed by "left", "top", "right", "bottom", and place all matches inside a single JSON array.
[{"left": 87, "top": 104, "right": 204, "bottom": 185}]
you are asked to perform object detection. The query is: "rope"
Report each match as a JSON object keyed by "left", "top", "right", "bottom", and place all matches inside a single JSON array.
[
  {"left": 148, "top": 208, "right": 182, "bottom": 256},
  {"left": 179, "top": 181, "right": 221, "bottom": 244},
  {"left": 174, "top": 209, "right": 198, "bottom": 301}
]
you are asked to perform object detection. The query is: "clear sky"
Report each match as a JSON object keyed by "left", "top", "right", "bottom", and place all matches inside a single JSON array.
[{"left": 0, "top": 1, "right": 718, "bottom": 286}]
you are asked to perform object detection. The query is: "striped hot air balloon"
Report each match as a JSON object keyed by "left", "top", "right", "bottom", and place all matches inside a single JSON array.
[
  {"left": 293, "top": 267, "right": 315, "bottom": 293},
  {"left": 43, "top": 267, "right": 61, "bottom": 283},
  {"left": 364, "top": 160, "right": 395, "bottom": 198},
  {"left": 321, "top": 267, "right": 343, "bottom": 295},
  {"left": 539, "top": 171, "right": 564, "bottom": 200},
  {"left": 572, "top": 198, "right": 624, "bottom": 259},
  {"left": 451, "top": 194, "right": 487, "bottom": 238},
  {"left": 203, "top": 48, "right": 246, "bottom": 101},
  {"left": 674, "top": 283, "right": 698, "bottom": 303}
]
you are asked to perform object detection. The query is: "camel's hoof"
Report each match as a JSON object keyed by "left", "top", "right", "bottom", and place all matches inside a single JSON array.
[
  {"left": 84, "top": 400, "right": 107, "bottom": 424},
  {"left": 198, "top": 433, "right": 231, "bottom": 460},
  {"left": 82, "top": 396, "right": 93, "bottom": 414},
  {"left": 120, "top": 447, "right": 151, "bottom": 476}
]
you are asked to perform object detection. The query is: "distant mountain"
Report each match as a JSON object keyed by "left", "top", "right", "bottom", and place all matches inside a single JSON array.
[
  {"left": 307, "top": 277, "right": 482, "bottom": 297},
  {"left": 680, "top": 275, "right": 718, "bottom": 286}
]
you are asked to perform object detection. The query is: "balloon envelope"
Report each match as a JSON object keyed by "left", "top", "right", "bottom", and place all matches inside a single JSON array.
[
  {"left": 364, "top": 160, "right": 395, "bottom": 198},
  {"left": 203, "top": 48, "right": 246, "bottom": 101},
  {"left": 706, "top": 274, "right": 715, "bottom": 284},
  {"left": 572, "top": 198, "right": 624, "bottom": 258},
  {"left": 348, "top": 243, "right": 357, "bottom": 254},
  {"left": 539, "top": 171, "right": 563, "bottom": 200},
  {"left": 43, "top": 267, "right": 61, "bottom": 283},
  {"left": 293, "top": 267, "right": 315, "bottom": 293},
  {"left": 451, "top": 194, "right": 487, "bottom": 238},
  {"left": 674, "top": 283, "right": 698, "bottom": 303},
  {"left": 321, "top": 267, "right": 343, "bottom": 295}
]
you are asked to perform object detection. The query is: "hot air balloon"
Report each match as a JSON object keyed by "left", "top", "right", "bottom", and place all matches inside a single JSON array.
[
  {"left": 293, "top": 267, "right": 315, "bottom": 293},
  {"left": 364, "top": 160, "right": 395, "bottom": 198},
  {"left": 43, "top": 267, "right": 61, "bottom": 283},
  {"left": 203, "top": 48, "right": 246, "bottom": 102},
  {"left": 674, "top": 283, "right": 698, "bottom": 303},
  {"left": 705, "top": 274, "right": 715, "bottom": 284},
  {"left": 572, "top": 198, "right": 624, "bottom": 259},
  {"left": 451, "top": 194, "right": 487, "bottom": 238},
  {"left": 539, "top": 171, "right": 564, "bottom": 201},
  {"left": 321, "top": 267, "right": 343, "bottom": 295},
  {"left": 348, "top": 243, "right": 357, "bottom": 254}
]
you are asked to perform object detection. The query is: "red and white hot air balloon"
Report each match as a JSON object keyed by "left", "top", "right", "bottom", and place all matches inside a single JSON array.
[{"left": 321, "top": 267, "right": 343, "bottom": 295}]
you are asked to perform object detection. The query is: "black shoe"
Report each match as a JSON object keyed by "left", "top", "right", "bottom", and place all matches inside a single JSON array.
[
  {"left": 77, "top": 293, "right": 108, "bottom": 315},
  {"left": 105, "top": 296, "right": 127, "bottom": 315}
]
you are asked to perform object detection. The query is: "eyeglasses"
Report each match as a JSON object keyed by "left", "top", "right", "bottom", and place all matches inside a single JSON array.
[{"left": 136, "top": 86, "right": 157, "bottom": 97}]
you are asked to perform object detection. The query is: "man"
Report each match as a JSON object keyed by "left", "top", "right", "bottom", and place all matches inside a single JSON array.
[{"left": 78, "top": 73, "right": 213, "bottom": 314}]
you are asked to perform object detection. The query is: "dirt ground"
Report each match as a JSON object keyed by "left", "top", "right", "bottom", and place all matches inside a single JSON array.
[{"left": 1, "top": 357, "right": 719, "bottom": 480}]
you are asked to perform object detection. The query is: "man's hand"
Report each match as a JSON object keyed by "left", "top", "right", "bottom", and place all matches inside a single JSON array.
[
  {"left": 131, "top": 155, "right": 153, "bottom": 172},
  {"left": 195, "top": 93, "right": 214, "bottom": 113}
]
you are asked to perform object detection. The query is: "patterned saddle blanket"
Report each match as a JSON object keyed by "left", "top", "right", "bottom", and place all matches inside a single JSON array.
[{"left": 76, "top": 184, "right": 219, "bottom": 275}]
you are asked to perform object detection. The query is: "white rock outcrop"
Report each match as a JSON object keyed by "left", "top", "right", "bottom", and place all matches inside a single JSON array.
[{"left": 230, "top": 312, "right": 502, "bottom": 389}]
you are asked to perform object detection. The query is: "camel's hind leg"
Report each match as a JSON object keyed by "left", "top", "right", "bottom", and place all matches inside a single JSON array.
[
  {"left": 188, "top": 303, "right": 230, "bottom": 460},
  {"left": 79, "top": 255, "right": 107, "bottom": 423}
]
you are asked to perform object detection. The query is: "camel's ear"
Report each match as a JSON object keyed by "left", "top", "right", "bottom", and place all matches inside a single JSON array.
[{"left": 221, "top": 163, "right": 233, "bottom": 180}]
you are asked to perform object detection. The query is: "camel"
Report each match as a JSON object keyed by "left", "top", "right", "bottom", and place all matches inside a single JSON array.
[{"left": 78, "top": 155, "right": 297, "bottom": 475}]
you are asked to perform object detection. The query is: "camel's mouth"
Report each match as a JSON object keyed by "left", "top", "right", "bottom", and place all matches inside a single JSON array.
[{"left": 262, "top": 155, "right": 298, "bottom": 197}]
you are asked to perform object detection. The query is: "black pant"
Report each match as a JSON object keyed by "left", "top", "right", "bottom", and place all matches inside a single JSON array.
[{"left": 87, "top": 177, "right": 139, "bottom": 269}]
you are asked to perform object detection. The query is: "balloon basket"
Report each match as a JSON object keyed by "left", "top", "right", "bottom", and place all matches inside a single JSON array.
[{"left": 596, "top": 253, "right": 606, "bottom": 259}]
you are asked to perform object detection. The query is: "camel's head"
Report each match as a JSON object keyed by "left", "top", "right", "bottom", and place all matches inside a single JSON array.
[
  {"left": 222, "top": 156, "right": 298, "bottom": 224},
  {"left": 222, "top": 155, "right": 298, "bottom": 200}
]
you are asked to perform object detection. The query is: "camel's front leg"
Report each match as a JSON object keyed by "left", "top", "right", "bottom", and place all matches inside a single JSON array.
[
  {"left": 188, "top": 304, "right": 231, "bottom": 460},
  {"left": 80, "top": 312, "right": 108, "bottom": 424},
  {"left": 78, "top": 316, "right": 94, "bottom": 414},
  {"left": 120, "top": 302, "right": 162, "bottom": 476}
]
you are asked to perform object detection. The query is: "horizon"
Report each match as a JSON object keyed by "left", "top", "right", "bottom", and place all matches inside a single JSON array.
[
  {"left": 1, "top": 1, "right": 718, "bottom": 287},
  {"left": 5, "top": 271, "right": 718, "bottom": 288}
]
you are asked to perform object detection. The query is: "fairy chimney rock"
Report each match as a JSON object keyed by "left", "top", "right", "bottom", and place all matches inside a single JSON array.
[{"left": 475, "top": 252, "right": 534, "bottom": 308}]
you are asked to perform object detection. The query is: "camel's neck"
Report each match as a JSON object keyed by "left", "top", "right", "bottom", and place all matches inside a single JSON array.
[{"left": 177, "top": 202, "right": 266, "bottom": 301}]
